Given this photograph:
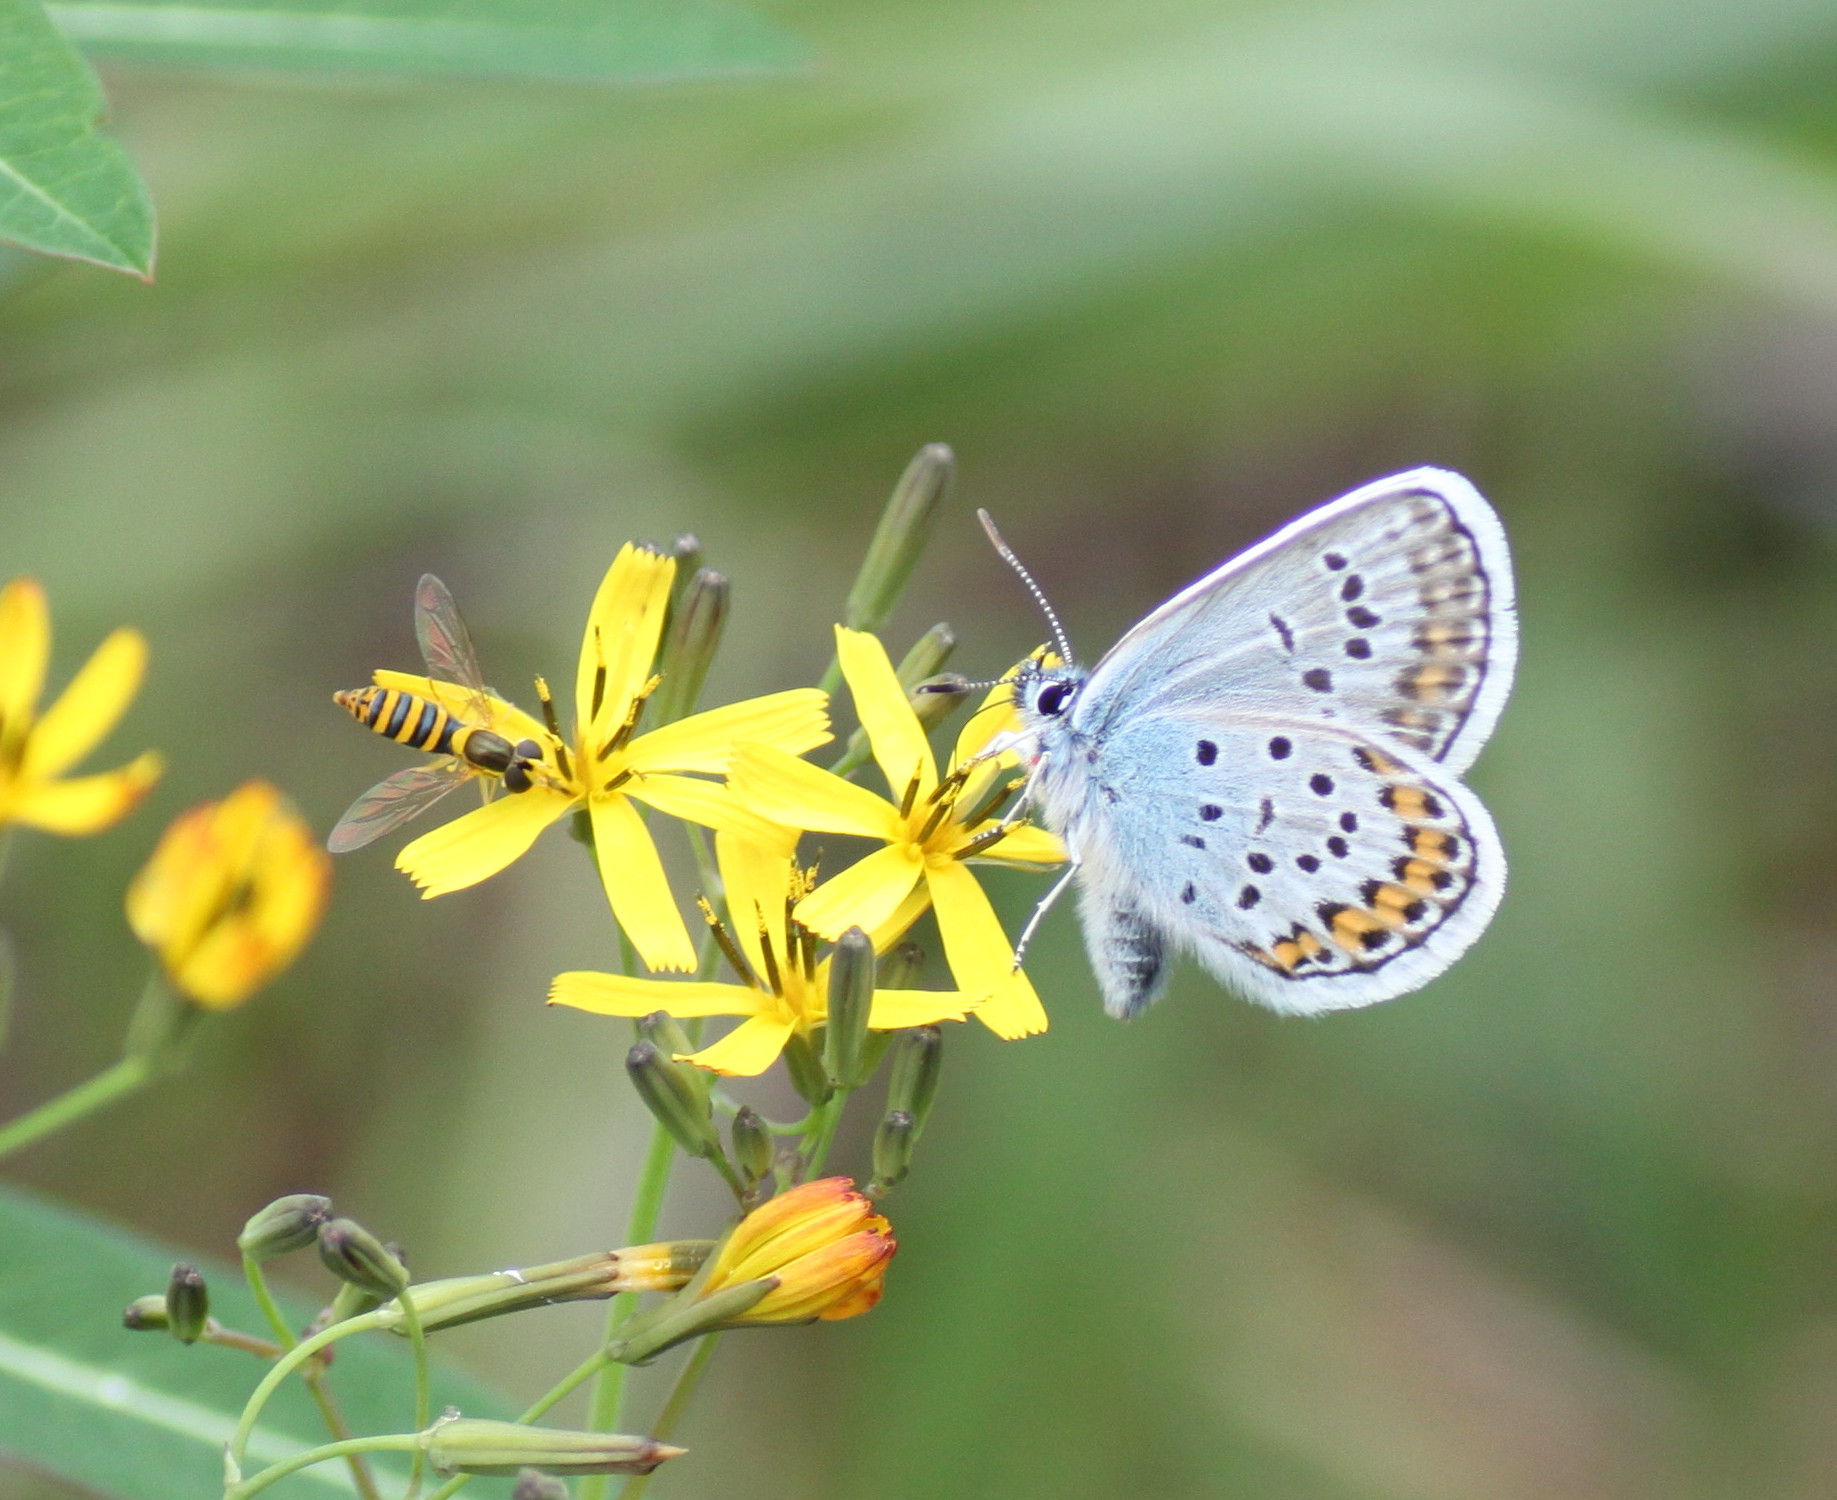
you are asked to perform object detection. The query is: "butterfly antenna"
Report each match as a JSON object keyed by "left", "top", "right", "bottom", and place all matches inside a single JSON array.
[{"left": 978, "top": 509, "right": 1074, "bottom": 665}]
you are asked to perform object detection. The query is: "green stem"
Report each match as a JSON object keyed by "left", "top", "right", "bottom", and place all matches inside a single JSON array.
[
  {"left": 421, "top": 1346, "right": 614, "bottom": 1500},
  {"left": 240, "top": 1256, "right": 383, "bottom": 1500},
  {"left": 228, "top": 1312, "right": 386, "bottom": 1474},
  {"left": 226, "top": 1433, "right": 420, "bottom": 1500},
  {"left": 578, "top": 1120, "right": 678, "bottom": 1500},
  {"left": 0, "top": 1054, "right": 149, "bottom": 1160},
  {"left": 241, "top": 1257, "right": 295, "bottom": 1349},
  {"left": 618, "top": 1335, "right": 720, "bottom": 1500},
  {"left": 304, "top": 1367, "right": 386, "bottom": 1500},
  {"left": 804, "top": 1095, "right": 847, "bottom": 1177},
  {"left": 399, "top": 1284, "right": 431, "bottom": 1499}
]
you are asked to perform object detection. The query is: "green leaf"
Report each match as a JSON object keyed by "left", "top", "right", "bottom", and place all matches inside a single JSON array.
[
  {"left": 0, "top": 0, "right": 153, "bottom": 275},
  {"left": 0, "top": 1183, "right": 511, "bottom": 1498},
  {"left": 46, "top": 0, "right": 805, "bottom": 82}
]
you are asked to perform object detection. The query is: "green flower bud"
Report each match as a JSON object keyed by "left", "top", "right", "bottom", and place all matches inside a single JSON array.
[
  {"left": 512, "top": 1469, "right": 571, "bottom": 1500},
  {"left": 779, "top": 1030, "right": 832, "bottom": 1107},
  {"left": 730, "top": 1107, "right": 773, "bottom": 1188},
  {"left": 651, "top": 568, "right": 729, "bottom": 726},
  {"left": 886, "top": 1026, "right": 943, "bottom": 1136},
  {"left": 317, "top": 1219, "right": 409, "bottom": 1299},
  {"left": 424, "top": 1416, "right": 684, "bottom": 1478},
  {"left": 822, "top": 928, "right": 875, "bottom": 1089},
  {"left": 373, "top": 1244, "right": 712, "bottom": 1335},
  {"left": 626, "top": 1042, "right": 720, "bottom": 1159},
  {"left": 237, "top": 1193, "right": 332, "bottom": 1261},
  {"left": 896, "top": 622, "right": 956, "bottom": 687},
  {"left": 122, "top": 1294, "right": 169, "bottom": 1331},
  {"left": 636, "top": 1010, "right": 706, "bottom": 1100},
  {"left": 165, "top": 1262, "right": 208, "bottom": 1344},
  {"left": 876, "top": 942, "right": 924, "bottom": 989},
  {"left": 870, "top": 1110, "right": 917, "bottom": 1196},
  {"left": 845, "top": 444, "right": 953, "bottom": 635},
  {"left": 910, "top": 673, "right": 969, "bottom": 736}
]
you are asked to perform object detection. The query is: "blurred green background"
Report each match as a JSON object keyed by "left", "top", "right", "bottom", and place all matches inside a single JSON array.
[{"left": 10, "top": 0, "right": 1837, "bottom": 1494}]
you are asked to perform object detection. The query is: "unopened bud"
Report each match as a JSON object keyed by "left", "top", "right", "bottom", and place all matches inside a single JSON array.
[
  {"left": 910, "top": 674, "right": 969, "bottom": 735},
  {"left": 238, "top": 1193, "right": 332, "bottom": 1260},
  {"left": 318, "top": 1219, "right": 409, "bottom": 1299},
  {"left": 626, "top": 1042, "right": 720, "bottom": 1159},
  {"left": 669, "top": 532, "right": 703, "bottom": 580},
  {"left": 823, "top": 928, "right": 875, "bottom": 1089},
  {"left": 730, "top": 1107, "right": 773, "bottom": 1188},
  {"left": 651, "top": 569, "right": 729, "bottom": 726},
  {"left": 896, "top": 623, "right": 956, "bottom": 687},
  {"left": 876, "top": 942, "right": 924, "bottom": 989},
  {"left": 373, "top": 1244, "right": 712, "bottom": 1335},
  {"left": 165, "top": 1263, "right": 208, "bottom": 1344},
  {"left": 424, "top": 1416, "right": 684, "bottom": 1477},
  {"left": 779, "top": 1031, "right": 831, "bottom": 1107},
  {"left": 512, "top": 1470, "right": 571, "bottom": 1500},
  {"left": 870, "top": 1110, "right": 917, "bottom": 1195},
  {"left": 845, "top": 444, "right": 953, "bottom": 635},
  {"left": 123, "top": 1294, "right": 169, "bottom": 1331},
  {"left": 886, "top": 1026, "right": 943, "bottom": 1136}
]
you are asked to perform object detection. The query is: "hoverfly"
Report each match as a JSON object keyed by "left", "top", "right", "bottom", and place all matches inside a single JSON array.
[{"left": 328, "top": 575, "right": 551, "bottom": 854}]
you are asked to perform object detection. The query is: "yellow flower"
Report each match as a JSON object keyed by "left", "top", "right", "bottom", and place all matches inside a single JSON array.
[
  {"left": 393, "top": 544, "right": 831, "bottom": 973},
  {"left": 549, "top": 831, "right": 973, "bottom": 1076},
  {"left": 126, "top": 780, "right": 330, "bottom": 1009},
  {"left": 698, "top": 1177, "right": 895, "bottom": 1323},
  {"left": 729, "top": 627, "right": 1063, "bottom": 1039},
  {"left": 0, "top": 577, "right": 162, "bottom": 835}
]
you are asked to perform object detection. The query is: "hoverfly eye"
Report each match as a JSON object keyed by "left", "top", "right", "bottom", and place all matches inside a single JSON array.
[
  {"left": 503, "top": 763, "right": 531, "bottom": 794},
  {"left": 1036, "top": 682, "right": 1073, "bottom": 717},
  {"left": 513, "top": 738, "right": 543, "bottom": 761}
]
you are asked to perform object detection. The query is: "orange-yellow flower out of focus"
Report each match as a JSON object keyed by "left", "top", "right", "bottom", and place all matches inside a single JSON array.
[
  {"left": 699, "top": 1177, "right": 895, "bottom": 1324},
  {"left": 126, "top": 780, "right": 330, "bottom": 1009},
  {"left": 0, "top": 577, "right": 162, "bottom": 836}
]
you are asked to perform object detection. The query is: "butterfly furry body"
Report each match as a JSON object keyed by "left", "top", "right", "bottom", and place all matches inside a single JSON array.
[{"left": 1011, "top": 467, "right": 1517, "bottom": 1019}]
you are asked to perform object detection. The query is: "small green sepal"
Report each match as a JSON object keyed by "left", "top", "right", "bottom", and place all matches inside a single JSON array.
[
  {"left": 237, "top": 1193, "right": 332, "bottom": 1260},
  {"left": 165, "top": 1262, "right": 208, "bottom": 1344},
  {"left": 317, "top": 1218, "right": 409, "bottom": 1299}
]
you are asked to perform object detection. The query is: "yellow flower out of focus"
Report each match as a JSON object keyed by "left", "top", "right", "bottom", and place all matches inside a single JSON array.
[
  {"left": 0, "top": 577, "right": 162, "bottom": 836},
  {"left": 728, "top": 627, "right": 1064, "bottom": 1039},
  {"left": 550, "top": 832, "right": 974, "bottom": 1075},
  {"left": 392, "top": 544, "right": 830, "bottom": 973},
  {"left": 126, "top": 780, "right": 330, "bottom": 1009},
  {"left": 699, "top": 1177, "right": 895, "bottom": 1323}
]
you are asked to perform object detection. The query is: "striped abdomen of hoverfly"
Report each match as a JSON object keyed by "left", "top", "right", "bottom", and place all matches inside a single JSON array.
[{"left": 334, "top": 687, "right": 544, "bottom": 792}]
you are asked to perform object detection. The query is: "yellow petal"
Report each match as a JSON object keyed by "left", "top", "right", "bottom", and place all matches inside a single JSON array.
[
  {"left": 24, "top": 628, "right": 148, "bottom": 780},
  {"left": 372, "top": 671, "right": 551, "bottom": 748},
  {"left": 549, "top": 971, "right": 759, "bottom": 1019},
  {"left": 715, "top": 831, "right": 794, "bottom": 985},
  {"left": 0, "top": 578, "right": 49, "bottom": 747},
  {"left": 951, "top": 665, "right": 1032, "bottom": 768},
  {"left": 576, "top": 545, "right": 674, "bottom": 740},
  {"left": 958, "top": 823, "right": 1067, "bottom": 867},
  {"left": 729, "top": 744, "right": 900, "bottom": 842},
  {"left": 972, "top": 968, "right": 1048, "bottom": 1040},
  {"left": 925, "top": 858, "right": 1048, "bottom": 1036},
  {"left": 626, "top": 773, "right": 796, "bottom": 850},
  {"left": 626, "top": 689, "right": 830, "bottom": 774},
  {"left": 867, "top": 878, "right": 932, "bottom": 952},
  {"left": 680, "top": 1015, "right": 797, "bottom": 1077},
  {"left": 591, "top": 794, "right": 696, "bottom": 972},
  {"left": 868, "top": 989, "right": 976, "bottom": 1027},
  {"left": 795, "top": 843, "right": 924, "bottom": 941},
  {"left": 12, "top": 752, "right": 163, "bottom": 835},
  {"left": 836, "top": 627, "right": 936, "bottom": 805},
  {"left": 395, "top": 786, "right": 572, "bottom": 896}
]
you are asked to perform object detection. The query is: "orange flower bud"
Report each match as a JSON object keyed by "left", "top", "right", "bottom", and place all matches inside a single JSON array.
[{"left": 701, "top": 1177, "right": 895, "bottom": 1325}]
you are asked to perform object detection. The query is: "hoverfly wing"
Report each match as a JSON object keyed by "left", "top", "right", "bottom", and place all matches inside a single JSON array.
[
  {"left": 415, "top": 574, "right": 489, "bottom": 701},
  {"left": 327, "top": 759, "right": 471, "bottom": 853}
]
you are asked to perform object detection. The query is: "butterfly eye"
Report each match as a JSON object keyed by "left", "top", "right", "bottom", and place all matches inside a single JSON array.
[{"left": 1036, "top": 682, "right": 1073, "bottom": 717}]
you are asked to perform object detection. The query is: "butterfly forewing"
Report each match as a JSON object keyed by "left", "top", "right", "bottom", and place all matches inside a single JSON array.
[
  {"left": 327, "top": 760, "right": 471, "bottom": 854},
  {"left": 1076, "top": 470, "right": 1516, "bottom": 777}
]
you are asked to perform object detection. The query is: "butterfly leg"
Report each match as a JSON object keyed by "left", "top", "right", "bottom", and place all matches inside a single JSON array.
[{"left": 1010, "top": 851, "right": 1082, "bottom": 969}]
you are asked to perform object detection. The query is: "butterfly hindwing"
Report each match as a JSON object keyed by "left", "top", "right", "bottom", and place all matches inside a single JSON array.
[{"left": 1051, "top": 714, "right": 1501, "bottom": 1016}]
